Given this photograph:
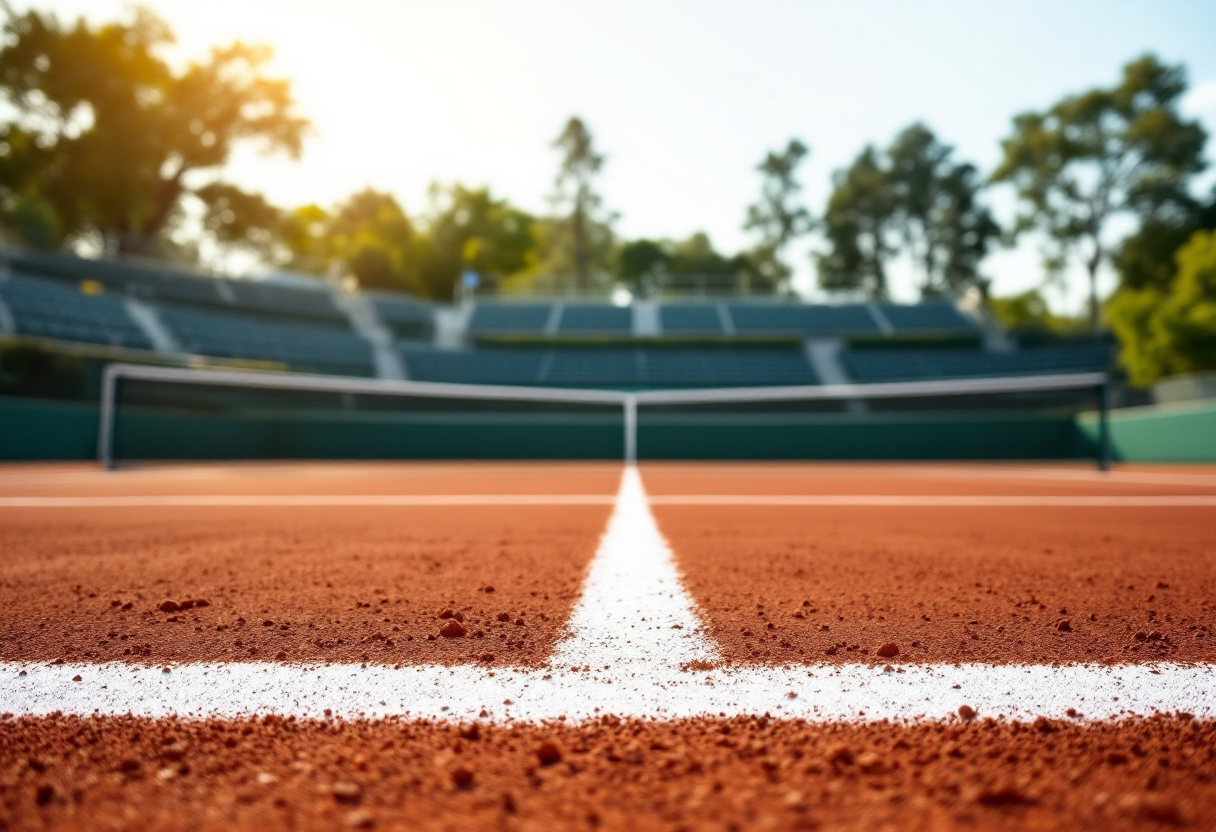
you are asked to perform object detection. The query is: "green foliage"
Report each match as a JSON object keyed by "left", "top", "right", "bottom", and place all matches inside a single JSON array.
[
  {"left": 1115, "top": 189, "right": 1216, "bottom": 291},
  {"left": 329, "top": 189, "right": 417, "bottom": 293},
  {"left": 275, "top": 189, "right": 416, "bottom": 293},
  {"left": 612, "top": 232, "right": 753, "bottom": 295},
  {"left": 0, "top": 6, "right": 306, "bottom": 255},
  {"left": 273, "top": 185, "right": 540, "bottom": 299},
  {"left": 986, "top": 289, "right": 1086, "bottom": 333},
  {"left": 415, "top": 183, "right": 539, "bottom": 299},
  {"left": 196, "top": 182, "right": 282, "bottom": 258},
  {"left": 1107, "top": 229, "right": 1216, "bottom": 385},
  {"left": 887, "top": 125, "right": 1000, "bottom": 297},
  {"left": 549, "top": 117, "right": 612, "bottom": 288},
  {"left": 1, "top": 192, "right": 60, "bottom": 249},
  {"left": 993, "top": 54, "right": 1208, "bottom": 325},
  {"left": 614, "top": 238, "right": 668, "bottom": 294},
  {"left": 817, "top": 146, "right": 894, "bottom": 297},
  {"left": 817, "top": 125, "right": 997, "bottom": 300},
  {"left": 669, "top": 232, "right": 751, "bottom": 278},
  {"left": 744, "top": 139, "right": 812, "bottom": 290}
]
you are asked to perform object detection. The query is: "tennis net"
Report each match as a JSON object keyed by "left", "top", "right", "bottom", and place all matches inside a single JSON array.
[{"left": 97, "top": 363, "right": 1112, "bottom": 468}]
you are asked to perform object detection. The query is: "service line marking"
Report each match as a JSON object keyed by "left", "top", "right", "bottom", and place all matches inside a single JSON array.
[
  {"left": 647, "top": 495, "right": 1216, "bottom": 507},
  {"left": 3, "top": 494, "right": 1216, "bottom": 508},
  {"left": 3, "top": 467, "right": 1214, "bottom": 723},
  {"left": 0, "top": 495, "right": 617, "bottom": 508}
]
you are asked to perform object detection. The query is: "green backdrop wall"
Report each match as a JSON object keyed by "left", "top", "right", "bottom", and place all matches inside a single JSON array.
[{"left": 2, "top": 395, "right": 1213, "bottom": 464}]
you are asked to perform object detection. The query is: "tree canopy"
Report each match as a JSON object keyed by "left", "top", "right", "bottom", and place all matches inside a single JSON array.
[
  {"left": 1107, "top": 228, "right": 1216, "bottom": 385},
  {"left": 549, "top": 117, "right": 612, "bottom": 290},
  {"left": 613, "top": 232, "right": 752, "bottom": 296},
  {"left": 992, "top": 54, "right": 1207, "bottom": 325},
  {"left": 816, "top": 125, "right": 997, "bottom": 300},
  {"left": 744, "top": 139, "right": 812, "bottom": 292},
  {"left": 0, "top": 6, "right": 306, "bottom": 256},
  {"left": 816, "top": 146, "right": 897, "bottom": 298}
]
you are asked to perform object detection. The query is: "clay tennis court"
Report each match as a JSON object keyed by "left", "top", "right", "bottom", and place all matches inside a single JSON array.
[{"left": 3, "top": 461, "right": 1215, "bottom": 830}]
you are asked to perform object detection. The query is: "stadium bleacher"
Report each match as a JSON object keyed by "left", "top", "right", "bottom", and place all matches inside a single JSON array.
[
  {"left": 466, "top": 303, "right": 553, "bottom": 335},
  {"left": 219, "top": 280, "right": 344, "bottom": 323},
  {"left": 841, "top": 343, "right": 1114, "bottom": 383},
  {"left": 366, "top": 292, "right": 434, "bottom": 340},
  {"left": 645, "top": 348, "right": 818, "bottom": 386},
  {"left": 401, "top": 346, "right": 817, "bottom": 388},
  {"left": 556, "top": 304, "right": 633, "bottom": 335},
  {"left": 9, "top": 250, "right": 344, "bottom": 323},
  {"left": 658, "top": 304, "right": 726, "bottom": 335},
  {"left": 878, "top": 301, "right": 976, "bottom": 333},
  {"left": 158, "top": 304, "right": 375, "bottom": 376},
  {"left": 727, "top": 303, "right": 882, "bottom": 336},
  {"left": 402, "top": 347, "right": 547, "bottom": 386},
  {"left": 0, "top": 273, "right": 152, "bottom": 350},
  {"left": 0, "top": 250, "right": 1110, "bottom": 393},
  {"left": 11, "top": 250, "right": 229, "bottom": 308}
]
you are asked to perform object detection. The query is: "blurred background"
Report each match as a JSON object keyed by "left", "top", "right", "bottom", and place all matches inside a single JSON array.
[{"left": 1, "top": 0, "right": 1214, "bottom": 463}]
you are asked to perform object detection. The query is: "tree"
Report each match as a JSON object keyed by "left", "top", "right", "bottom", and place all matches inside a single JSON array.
[
  {"left": 986, "top": 289, "right": 1085, "bottom": 333},
  {"left": 992, "top": 54, "right": 1208, "bottom": 326},
  {"left": 415, "top": 183, "right": 538, "bottom": 299},
  {"left": 744, "top": 139, "right": 812, "bottom": 290},
  {"left": 275, "top": 190, "right": 418, "bottom": 293},
  {"left": 886, "top": 124, "right": 999, "bottom": 297},
  {"left": 815, "top": 146, "right": 897, "bottom": 298},
  {"left": 550, "top": 117, "right": 611, "bottom": 290},
  {"left": 668, "top": 232, "right": 751, "bottom": 277},
  {"left": 614, "top": 238, "right": 668, "bottom": 295},
  {"left": 1115, "top": 188, "right": 1216, "bottom": 292},
  {"left": 196, "top": 182, "right": 282, "bottom": 259},
  {"left": 816, "top": 126, "right": 998, "bottom": 299},
  {"left": 329, "top": 189, "right": 417, "bottom": 293},
  {"left": 0, "top": 6, "right": 306, "bottom": 256},
  {"left": 1107, "top": 229, "right": 1216, "bottom": 385}
]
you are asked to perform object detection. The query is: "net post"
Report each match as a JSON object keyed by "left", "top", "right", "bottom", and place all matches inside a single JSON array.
[
  {"left": 97, "top": 363, "right": 121, "bottom": 470},
  {"left": 624, "top": 394, "right": 638, "bottom": 464},
  {"left": 1097, "top": 376, "right": 1112, "bottom": 472}
]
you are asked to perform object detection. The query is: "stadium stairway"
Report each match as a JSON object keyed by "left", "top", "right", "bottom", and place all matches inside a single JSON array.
[
  {"left": 331, "top": 289, "right": 406, "bottom": 380},
  {"left": 122, "top": 298, "right": 181, "bottom": 353}
]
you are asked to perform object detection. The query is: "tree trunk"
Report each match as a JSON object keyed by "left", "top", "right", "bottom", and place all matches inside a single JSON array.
[
  {"left": 1086, "top": 242, "right": 1103, "bottom": 328},
  {"left": 572, "top": 194, "right": 588, "bottom": 292},
  {"left": 118, "top": 171, "right": 187, "bottom": 257}
]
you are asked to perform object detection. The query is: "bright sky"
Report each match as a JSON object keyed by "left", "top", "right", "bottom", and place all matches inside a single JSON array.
[{"left": 18, "top": 0, "right": 1216, "bottom": 307}]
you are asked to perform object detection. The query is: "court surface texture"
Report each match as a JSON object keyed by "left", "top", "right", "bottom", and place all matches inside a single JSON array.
[{"left": 2, "top": 461, "right": 1214, "bottom": 831}]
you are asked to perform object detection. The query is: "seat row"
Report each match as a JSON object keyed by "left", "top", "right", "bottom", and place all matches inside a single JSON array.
[{"left": 467, "top": 301, "right": 977, "bottom": 337}]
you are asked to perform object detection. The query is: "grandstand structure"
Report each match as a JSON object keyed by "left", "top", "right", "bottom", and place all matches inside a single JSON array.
[{"left": 0, "top": 249, "right": 1115, "bottom": 390}]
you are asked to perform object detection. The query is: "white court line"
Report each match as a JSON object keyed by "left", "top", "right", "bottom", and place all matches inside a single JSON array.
[
  {"left": 2, "top": 467, "right": 1213, "bottom": 723},
  {"left": 2, "top": 494, "right": 1215, "bottom": 508},
  {"left": 648, "top": 495, "right": 1216, "bottom": 507},
  {"left": 0, "top": 495, "right": 617, "bottom": 507}
]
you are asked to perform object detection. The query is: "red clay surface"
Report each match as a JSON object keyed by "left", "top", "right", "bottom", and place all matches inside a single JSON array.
[
  {"left": 640, "top": 462, "right": 1216, "bottom": 496},
  {"left": 0, "top": 503, "right": 609, "bottom": 667},
  {"left": 0, "top": 462, "right": 623, "bottom": 497},
  {"left": 654, "top": 503, "right": 1216, "bottom": 665},
  {"left": 3, "top": 714, "right": 1213, "bottom": 831},
  {"left": 3, "top": 462, "right": 1215, "bottom": 831}
]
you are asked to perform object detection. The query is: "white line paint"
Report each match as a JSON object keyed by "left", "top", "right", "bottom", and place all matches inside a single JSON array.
[
  {"left": 3, "top": 494, "right": 1214, "bottom": 508},
  {"left": 0, "top": 495, "right": 616, "bottom": 508},
  {"left": 2, "top": 466, "right": 1213, "bottom": 723},
  {"left": 549, "top": 467, "right": 720, "bottom": 672},
  {"left": 4, "top": 661, "right": 1210, "bottom": 723},
  {"left": 647, "top": 495, "right": 1216, "bottom": 507}
]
